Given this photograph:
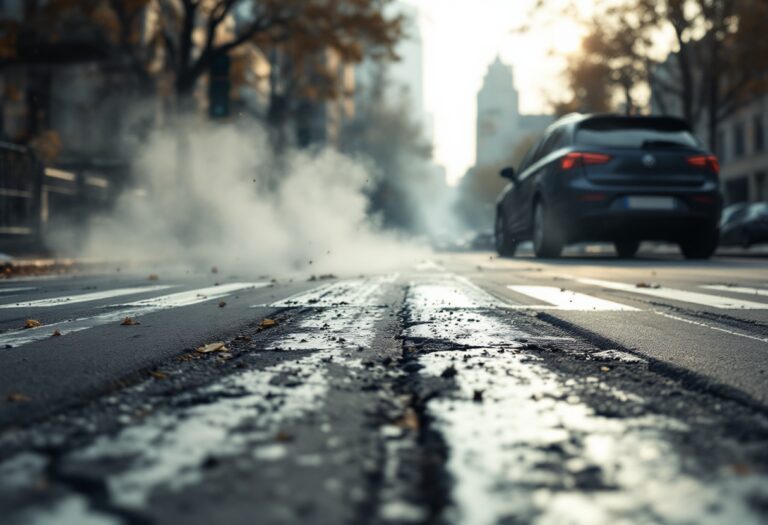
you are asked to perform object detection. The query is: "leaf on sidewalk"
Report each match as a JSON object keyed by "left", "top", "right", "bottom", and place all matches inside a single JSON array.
[
  {"left": 121, "top": 317, "right": 140, "bottom": 326},
  {"left": 196, "top": 341, "right": 228, "bottom": 354},
  {"left": 23, "top": 319, "right": 42, "bottom": 329}
]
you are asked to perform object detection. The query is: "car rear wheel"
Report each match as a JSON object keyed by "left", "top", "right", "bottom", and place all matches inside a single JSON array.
[
  {"left": 533, "top": 202, "right": 563, "bottom": 258},
  {"left": 495, "top": 213, "right": 517, "bottom": 257},
  {"left": 680, "top": 229, "right": 718, "bottom": 260},
  {"left": 615, "top": 240, "right": 640, "bottom": 258}
]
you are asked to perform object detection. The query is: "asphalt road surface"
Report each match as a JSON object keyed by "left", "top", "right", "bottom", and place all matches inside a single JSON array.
[{"left": 1, "top": 251, "right": 768, "bottom": 525}]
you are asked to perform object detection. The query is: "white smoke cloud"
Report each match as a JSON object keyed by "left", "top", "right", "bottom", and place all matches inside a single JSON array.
[{"left": 58, "top": 121, "right": 427, "bottom": 277}]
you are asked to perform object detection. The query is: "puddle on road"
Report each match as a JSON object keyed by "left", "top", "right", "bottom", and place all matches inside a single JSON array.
[{"left": 407, "top": 277, "right": 768, "bottom": 525}]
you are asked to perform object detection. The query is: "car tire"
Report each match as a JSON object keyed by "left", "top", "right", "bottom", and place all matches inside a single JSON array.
[
  {"left": 680, "top": 229, "right": 718, "bottom": 260},
  {"left": 532, "top": 201, "right": 563, "bottom": 258},
  {"left": 495, "top": 213, "right": 517, "bottom": 257},
  {"left": 615, "top": 240, "right": 640, "bottom": 258}
]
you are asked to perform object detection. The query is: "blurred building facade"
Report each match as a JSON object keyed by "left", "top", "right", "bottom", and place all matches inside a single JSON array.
[
  {"left": 651, "top": 52, "right": 768, "bottom": 205},
  {"left": 476, "top": 56, "right": 552, "bottom": 167}
]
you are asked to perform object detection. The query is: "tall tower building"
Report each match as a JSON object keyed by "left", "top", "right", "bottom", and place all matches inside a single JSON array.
[{"left": 475, "top": 56, "right": 552, "bottom": 167}]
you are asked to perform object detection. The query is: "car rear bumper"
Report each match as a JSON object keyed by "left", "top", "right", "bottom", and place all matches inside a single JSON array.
[{"left": 550, "top": 193, "right": 720, "bottom": 242}]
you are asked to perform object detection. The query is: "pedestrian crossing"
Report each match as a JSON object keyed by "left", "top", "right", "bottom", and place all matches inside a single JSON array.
[
  {"left": 0, "top": 282, "right": 269, "bottom": 348},
  {"left": 0, "top": 274, "right": 766, "bottom": 350}
]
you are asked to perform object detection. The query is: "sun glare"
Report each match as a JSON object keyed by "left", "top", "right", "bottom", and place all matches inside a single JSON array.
[{"left": 548, "top": 21, "right": 585, "bottom": 55}]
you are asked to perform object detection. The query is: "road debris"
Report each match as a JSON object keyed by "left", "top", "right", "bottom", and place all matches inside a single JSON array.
[
  {"left": 23, "top": 319, "right": 42, "bottom": 329},
  {"left": 636, "top": 282, "right": 661, "bottom": 289},
  {"left": 149, "top": 371, "right": 168, "bottom": 380},
  {"left": 195, "top": 341, "right": 228, "bottom": 354},
  {"left": 6, "top": 392, "right": 31, "bottom": 403},
  {"left": 259, "top": 318, "right": 278, "bottom": 329},
  {"left": 148, "top": 274, "right": 159, "bottom": 281},
  {"left": 120, "top": 317, "right": 140, "bottom": 326},
  {"left": 51, "top": 330, "right": 62, "bottom": 337},
  {"left": 218, "top": 300, "right": 227, "bottom": 308}
]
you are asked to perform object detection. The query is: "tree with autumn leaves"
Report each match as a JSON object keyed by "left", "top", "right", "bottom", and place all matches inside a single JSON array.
[
  {"left": 540, "top": 0, "right": 768, "bottom": 150},
  {"left": 2, "top": 0, "right": 403, "bottom": 138}
]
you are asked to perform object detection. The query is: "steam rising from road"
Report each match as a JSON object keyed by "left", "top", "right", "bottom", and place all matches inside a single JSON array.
[{"left": 59, "top": 123, "right": 427, "bottom": 276}]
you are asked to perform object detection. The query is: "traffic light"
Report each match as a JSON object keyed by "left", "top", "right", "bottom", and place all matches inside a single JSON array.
[{"left": 208, "top": 54, "right": 230, "bottom": 119}]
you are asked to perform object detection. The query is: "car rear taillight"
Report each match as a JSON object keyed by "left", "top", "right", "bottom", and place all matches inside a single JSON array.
[
  {"left": 687, "top": 155, "right": 720, "bottom": 173},
  {"left": 561, "top": 152, "right": 612, "bottom": 170}
]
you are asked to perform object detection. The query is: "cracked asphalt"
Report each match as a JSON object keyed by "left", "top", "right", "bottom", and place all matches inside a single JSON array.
[{"left": 1, "top": 252, "right": 768, "bottom": 524}]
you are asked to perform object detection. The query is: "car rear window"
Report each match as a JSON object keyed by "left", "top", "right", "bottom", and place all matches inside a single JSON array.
[{"left": 576, "top": 118, "right": 699, "bottom": 149}]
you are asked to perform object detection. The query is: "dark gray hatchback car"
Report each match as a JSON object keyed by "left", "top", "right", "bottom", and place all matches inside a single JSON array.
[{"left": 495, "top": 114, "right": 722, "bottom": 259}]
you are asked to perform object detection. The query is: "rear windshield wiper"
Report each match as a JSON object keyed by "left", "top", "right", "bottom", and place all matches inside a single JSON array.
[{"left": 641, "top": 140, "right": 690, "bottom": 149}]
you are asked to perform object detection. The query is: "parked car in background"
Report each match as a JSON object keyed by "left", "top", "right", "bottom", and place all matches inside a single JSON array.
[
  {"left": 495, "top": 114, "right": 722, "bottom": 259},
  {"left": 720, "top": 202, "right": 768, "bottom": 248}
]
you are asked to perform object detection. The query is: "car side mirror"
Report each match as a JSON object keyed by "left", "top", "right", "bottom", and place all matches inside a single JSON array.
[{"left": 500, "top": 167, "right": 516, "bottom": 181}]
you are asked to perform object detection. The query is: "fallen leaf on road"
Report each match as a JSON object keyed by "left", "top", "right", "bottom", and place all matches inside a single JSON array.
[
  {"left": 234, "top": 335, "right": 252, "bottom": 342},
  {"left": 148, "top": 274, "right": 159, "bottom": 281},
  {"left": 635, "top": 282, "right": 660, "bottom": 289},
  {"left": 275, "top": 431, "right": 293, "bottom": 442},
  {"left": 24, "top": 319, "right": 42, "bottom": 329},
  {"left": 51, "top": 330, "right": 62, "bottom": 337},
  {"left": 731, "top": 463, "right": 752, "bottom": 476},
  {"left": 121, "top": 317, "right": 140, "bottom": 326},
  {"left": 218, "top": 301, "right": 227, "bottom": 308},
  {"left": 196, "top": 341, "right": 228, "bottom": 354},
  {"left": 600, "top": 366, "right": 611, "bottom": 372},
  {"left": 149, "top": 371, "right": 168, "bottom": 380},
  {"left": 211, "top": 266, "right": 219, "bottom": 274},
  {"left": 7, "top": 392, "right": 30, "bottom": 403},
  {"left": 395, "top": 408, "right": 419, "bottom": 431},
  {"left": 260, "top": 319, "right": 278, "bottom": 329}
]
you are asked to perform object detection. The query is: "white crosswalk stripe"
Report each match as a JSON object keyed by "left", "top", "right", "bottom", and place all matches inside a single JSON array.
[
  {"left": 0, "top": 285, "right": 174, "bottom": 308},
  {"left": 506, "top": 285, "right": 638, "bottom": 311},
  {"left": 575, "top": 277, "right": 768, "bottom": 309},
  {"left": 0, "top": 283, "right": 269, "bottom": 349},
  {"left": 701, "top": 285, "right": 768, "bottom": 298}
]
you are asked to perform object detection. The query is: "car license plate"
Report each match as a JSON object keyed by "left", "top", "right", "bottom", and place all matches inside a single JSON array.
[{"left": 625, "top": 196, "right": 676, "bottom": 210}]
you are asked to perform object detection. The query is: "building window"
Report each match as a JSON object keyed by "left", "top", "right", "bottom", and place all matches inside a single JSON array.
[
  {"left": 734, "top": 122, "right": 745, "bottom": 158},
  {"left": 755, "top": 115, "right": 765, "bottom": 153}
]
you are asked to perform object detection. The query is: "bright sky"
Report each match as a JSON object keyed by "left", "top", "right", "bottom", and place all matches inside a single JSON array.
[{"left": 405, "top": 0, "right": 596, "bottom": 185}]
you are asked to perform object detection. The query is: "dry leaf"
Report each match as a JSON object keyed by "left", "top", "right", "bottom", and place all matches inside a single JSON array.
[
  {"left": 395, "top": 408, "right": 419, "bottom": 431},
  {"left": 218, "top": 301, "right": 227, "bottom": 308},
  {"left": 275, "top": 431, "right": 293, "bottom": 442},
  {"left": 121, "top": 317, "right": 140, "bottom": 326},
  {"left": 600, "top": 366, "right": 611, "bottom": 372},
  {"left": 7, "top": 392, "right": 30, "bottom": 402},
  {"left": 149, "top": 371, "right": 168, "bottom": 380},
  {"left": 24, "top": 319, "right": 42, "bottom": 329},
  {"left": 196, "top": 341, "right": 228, "bottom": 354},
  {"left": 260, "top": 319, "right": 278, "bottom": 329},
  {"left": 148, "top": 274, "right": 159, "bottom": 281},
  {"left": 51, "top": 330, "right": 62, "bottom": 337},
  {"left": 211, "top": 266, "right": 219, "bottom": 274}
]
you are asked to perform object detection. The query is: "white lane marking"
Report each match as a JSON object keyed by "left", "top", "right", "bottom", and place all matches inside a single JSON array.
[
  {"left": 0, "top": 283, "right": 268, "bottom": 348},
  {"left": 261, "top": 275, "right": 398, "bottom": 307},
  {"left": 576, "top": 277, "right": 768, "bottom": 309},
  {"left": 653, "top": 311, "right": 768, "bottom": 344},
  {"left": 702, "top": 285, "right": 768, "bottom": 297},
  {"left": 0, "top": 285, "right": 174, "bottom": 308},
  {"left": 507, "top": 285, "right": 638, "bottom": 311},
  {"left": 0, "top": 286, "right": 37, "bottom": 294}
]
